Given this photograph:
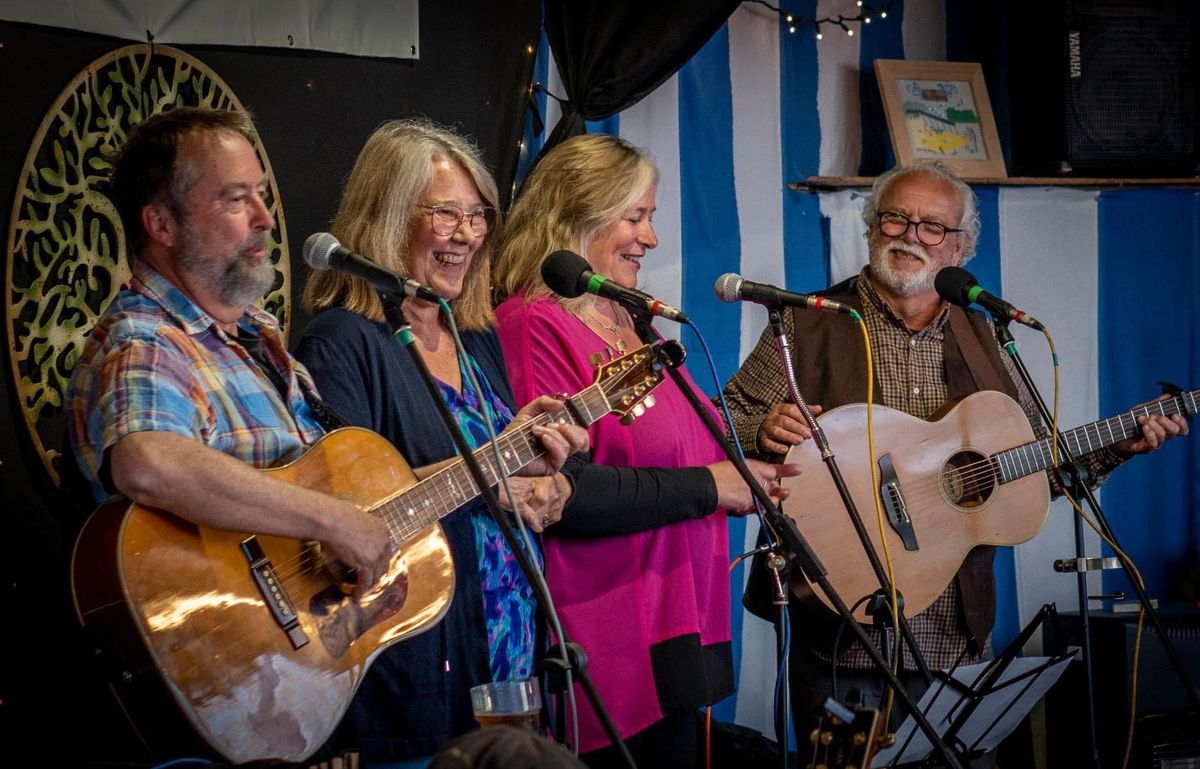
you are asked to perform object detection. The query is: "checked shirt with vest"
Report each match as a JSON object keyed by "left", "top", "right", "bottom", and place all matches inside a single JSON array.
[{"left": 724, "top": 269, "right": 1123, "bottom": 670}]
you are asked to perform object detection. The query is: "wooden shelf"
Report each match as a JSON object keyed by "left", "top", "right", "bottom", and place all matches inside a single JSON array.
[{"left": 792, "top": 175, "right": 1200, "bottom": 191}]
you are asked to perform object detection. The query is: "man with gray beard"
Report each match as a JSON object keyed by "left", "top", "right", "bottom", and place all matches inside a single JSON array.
[
  {"left": 722, "top": 160, "right": 1186, "bottom": 764},
  {"left": 67, "top": 108, "right": 398, "bottom": 590}
]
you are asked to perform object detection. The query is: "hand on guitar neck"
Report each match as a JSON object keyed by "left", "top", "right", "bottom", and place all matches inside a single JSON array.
[
  {"left": 1109, "top": 393, "right": 1189, "bottom": 458},
  {"left": 504, "top": 394, "right": 590, "bottom": 477}
]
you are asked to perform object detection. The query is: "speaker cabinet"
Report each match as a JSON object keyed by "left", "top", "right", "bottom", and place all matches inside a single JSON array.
[
  {"left": 1064, "top": 0, "right": 1197, "bottom": 175},
  {"left": 1044, "top": 606, "right": 1200, "bottom": 769},
  {"left": 1010, "top": 0, "right": 1199, "bottom": 177}
]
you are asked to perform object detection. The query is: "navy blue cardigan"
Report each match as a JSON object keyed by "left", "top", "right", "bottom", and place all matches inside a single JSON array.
[{"left": 295, "top": 307, "right": 515, "bottom": 761}]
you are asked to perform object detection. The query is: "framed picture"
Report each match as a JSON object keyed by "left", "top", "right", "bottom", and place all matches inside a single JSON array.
[{"left": 874, "top": 59, "right": 1007, "bottom": 179}]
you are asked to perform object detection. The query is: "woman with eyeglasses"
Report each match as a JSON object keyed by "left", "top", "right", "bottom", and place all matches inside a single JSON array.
[{"left": 296, "top": 119, "right": 586, "bottom": 768}]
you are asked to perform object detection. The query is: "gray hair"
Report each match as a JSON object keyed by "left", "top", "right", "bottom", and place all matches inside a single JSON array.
[{"left": 861, "top": 161, "right": 980, "bottom": 263}]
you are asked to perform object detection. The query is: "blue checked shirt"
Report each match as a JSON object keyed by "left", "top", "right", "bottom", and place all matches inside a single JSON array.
[{"left": 68, "top": 262, "right": 325, "bottom": 504}]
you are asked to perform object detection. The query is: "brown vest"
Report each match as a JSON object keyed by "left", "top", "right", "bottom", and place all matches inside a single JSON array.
[{"left": 747, "top": 276, "right": 1020, "bottom": 650}]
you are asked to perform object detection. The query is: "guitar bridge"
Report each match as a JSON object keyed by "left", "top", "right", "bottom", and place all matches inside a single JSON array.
[
  {"left": 241, "top": 536, "right": 310, "bottom": 650},
  {"left": 877, "top": 455, "right": 919, "bottom": 551}
]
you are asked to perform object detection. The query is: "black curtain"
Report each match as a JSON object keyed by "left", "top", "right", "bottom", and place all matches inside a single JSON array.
[{"left": 538, "top": 0, "right": 742, "bottom": 156}]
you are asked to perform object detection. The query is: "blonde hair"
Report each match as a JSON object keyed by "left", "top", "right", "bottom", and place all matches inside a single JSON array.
[
  {"left": 494, "top": 133, "right": 658, "bottom": 311},
  {"left": 303, "top": 118, "right": 501, "bottom": 329}
]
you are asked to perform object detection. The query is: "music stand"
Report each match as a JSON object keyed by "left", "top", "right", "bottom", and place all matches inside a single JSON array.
[{"left": 874, "top": 604, "right": 1069, "bottom": 767}]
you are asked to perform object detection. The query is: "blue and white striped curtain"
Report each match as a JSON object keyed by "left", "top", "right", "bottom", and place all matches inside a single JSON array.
[{"left": 517, "top": 0, "right": 1200, "bottom": 738}]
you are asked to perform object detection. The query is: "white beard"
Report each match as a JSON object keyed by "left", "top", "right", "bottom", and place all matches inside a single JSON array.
[{"left": 868, "top": 240, "right": 939, "bottom": 298}]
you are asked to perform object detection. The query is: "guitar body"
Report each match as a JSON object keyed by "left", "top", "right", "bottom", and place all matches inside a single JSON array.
[
  {"left": 783, "top": 390, "right": 1051, "bottom": 620},
  {"left": 72, "top": 427, "right": 454, "bottom": 764},
  {"left": 68, "top": 342, "right": 681, "bottom": 763}
]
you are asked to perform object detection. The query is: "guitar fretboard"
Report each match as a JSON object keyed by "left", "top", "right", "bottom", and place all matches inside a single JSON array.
[
  {"left": 371, "top": 346, "right": 661, "bottom": 544},
  {"left": 993, "top": 389, "right": 1197, "bottom": 483}
]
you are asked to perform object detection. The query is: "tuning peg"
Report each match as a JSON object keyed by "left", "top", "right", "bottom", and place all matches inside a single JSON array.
[
  {"left": 644, "top": 394, "right": 656, "bottom": 409},
  {"left": 620, "top": 413, "right": 635, "bottom": 426},
  {"left": 631, "top": 403, "right": 645, "bottom": 418},
  {"left": 589, "top": 352, "right": 604, "bottom": 367}
]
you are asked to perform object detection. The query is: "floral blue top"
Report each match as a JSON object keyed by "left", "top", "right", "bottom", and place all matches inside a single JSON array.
[{"left": 436, "top": 351, "right": 541, "bottom": 683}]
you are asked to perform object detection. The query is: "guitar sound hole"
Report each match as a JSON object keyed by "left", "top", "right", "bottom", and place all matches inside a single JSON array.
[{"left": 940, "top": 450, "right": 997, "bottom": 510}]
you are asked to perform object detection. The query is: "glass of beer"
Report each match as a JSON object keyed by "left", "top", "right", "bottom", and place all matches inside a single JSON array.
[{"left": 470, "top": 678, "right": 541, "bottom": 729}]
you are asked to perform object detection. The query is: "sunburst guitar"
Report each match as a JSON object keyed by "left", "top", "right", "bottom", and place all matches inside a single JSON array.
[
  {"left": 72, "top": 341, "right": 682, "bottom": 764},
  {"left": 782, "top": 387, "right": 1197, "bottom": 620}
]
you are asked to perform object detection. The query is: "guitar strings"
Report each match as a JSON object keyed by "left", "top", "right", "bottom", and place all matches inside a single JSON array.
[
  {"left": 846, "top": 395, "right": 1189, "bottom": 516},
  {"left": 263, "top": 408, "right": 566, "bottom": 587},
  {"left": 265, "top": 375, "right": 641, "bottom": 589},
  {"left": 140, "top": 360, "right": 661, "bottom": 679}
]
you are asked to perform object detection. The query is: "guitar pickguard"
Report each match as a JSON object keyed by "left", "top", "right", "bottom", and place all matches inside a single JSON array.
[{"left": 310, "top": 558, "right": 410, "bottom": 659}]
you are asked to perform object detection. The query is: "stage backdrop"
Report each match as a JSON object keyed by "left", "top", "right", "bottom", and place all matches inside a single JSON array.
[{"left": 521, "top": 0, "right": 1200, "bottom": 738}]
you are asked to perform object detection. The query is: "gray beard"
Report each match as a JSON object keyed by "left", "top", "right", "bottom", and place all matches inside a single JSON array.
[{"left": 176, "top": 224, "right": 274, "bottom": 308}]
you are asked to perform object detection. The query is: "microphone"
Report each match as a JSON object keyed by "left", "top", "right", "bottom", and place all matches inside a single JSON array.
[
  {"left": 540, "top": 250, "right": 690, "bottom": 324},
  {"left": 303, "top": 232, "right": 441, "bottom": 303},
  {"left": 934, "top": 266, "right": 1045, "bottom": 331},
  {"left": 713, "top": 273, "right": 854, "bottom": 315}
]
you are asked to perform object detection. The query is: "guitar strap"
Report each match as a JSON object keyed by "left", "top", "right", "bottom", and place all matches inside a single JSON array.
[
  {"left": 240, "top": 332, "right": 350, "bottom": 433},
  {"left": 944, "top": 306, "right": 1021, "bottom": 403},
  {"left": 942, "top": 306, "right": 1022, "bottom": 651}
]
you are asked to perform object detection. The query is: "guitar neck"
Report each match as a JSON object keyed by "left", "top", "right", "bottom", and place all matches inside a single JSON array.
[
  {"left": 376, "top": 383, "right": 609, "bottom": 542},
  {"left": 994, "top": 388, "right": 1198, "bottom": 483}
]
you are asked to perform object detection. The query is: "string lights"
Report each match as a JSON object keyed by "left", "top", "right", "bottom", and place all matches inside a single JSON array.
[{"left": 748, "top": 0, "right": 892, "bottom": 41}]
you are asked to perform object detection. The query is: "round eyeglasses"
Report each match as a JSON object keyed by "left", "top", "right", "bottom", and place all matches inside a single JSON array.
[
  {"left": 876, "top": 211, "right": 962, "bottom": 247},
  {"left": 417, "top": 204, "right": 495, "bottom": 237}
]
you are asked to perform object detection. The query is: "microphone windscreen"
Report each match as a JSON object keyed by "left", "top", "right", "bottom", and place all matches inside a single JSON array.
[
  {"left": 713, "top": 273, "right": 744, "bottom": 303},
  {"left": 303, "top": 232, "right": 341, "bottom": 270},
  {"left": 934, "top": 266, "right": 978, "bottom": 307},
  {"left": 541, "top": 250, "right": 590, "bottom": 298}
]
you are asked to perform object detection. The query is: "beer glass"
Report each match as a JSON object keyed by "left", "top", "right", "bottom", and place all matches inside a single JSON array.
[{"left": 469, "top": 678, "right": 541, "bottom": 729}]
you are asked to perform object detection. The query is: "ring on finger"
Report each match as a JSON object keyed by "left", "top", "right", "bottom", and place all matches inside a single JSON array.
[{"left": 540, "top": 514, "right": 550, "bottom": 527}]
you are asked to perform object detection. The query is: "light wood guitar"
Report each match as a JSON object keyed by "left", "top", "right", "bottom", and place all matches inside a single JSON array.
[
  {"left": 782, "top": 387, "right": 1197, "bottom": 620},
  {"left": 71, "top": 342, "right": 680, "bottom": 764}
]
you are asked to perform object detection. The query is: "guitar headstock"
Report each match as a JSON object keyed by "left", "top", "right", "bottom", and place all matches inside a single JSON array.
[
  {"left": 808, "top": 702, "right": 884, "bottom": 769},
  {"left": 592, "top": 341, "right": 685, "bottom": 425}
]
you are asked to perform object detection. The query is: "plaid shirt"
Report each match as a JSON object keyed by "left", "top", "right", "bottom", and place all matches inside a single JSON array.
[
  {"left": 68, "top": 262, "right": 325, "bottom": 504},
  {"left": 724, "top": 268, "right": 1123, "bottom": 669}
]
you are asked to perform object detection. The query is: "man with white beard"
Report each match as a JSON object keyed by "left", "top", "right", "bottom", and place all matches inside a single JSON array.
[{"left": 722, "top": 160, "right": 1186, "bottom": 765}]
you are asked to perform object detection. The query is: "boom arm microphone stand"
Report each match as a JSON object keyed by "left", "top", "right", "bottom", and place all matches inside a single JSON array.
[
  {"left": 381, "top": 298, "right": 637, "bottom": 769},
  {"left": 636, "top": 317, "right": 966, "bottom": 769},
  {"left": 989, "top": 317, "right": 1200, "bottom": 767},
  {"left": 765, "top": 308, "right": 936, "bottom": 688}
]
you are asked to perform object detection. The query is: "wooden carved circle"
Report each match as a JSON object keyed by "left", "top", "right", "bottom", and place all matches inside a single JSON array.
[{"left": 5, "top": 44, "right": 291, "bottom": 485}]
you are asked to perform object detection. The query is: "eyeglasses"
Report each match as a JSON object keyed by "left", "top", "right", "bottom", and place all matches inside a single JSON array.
[
  {"left": 417, "top": 204, "right": 495, "bottom": 237},
  {"left": 876, "top": 211, "right": 962, "bottom": 246}
]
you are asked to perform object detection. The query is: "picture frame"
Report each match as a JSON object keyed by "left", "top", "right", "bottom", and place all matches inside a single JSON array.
[{"left": 874, "top": 59, "right": 1007, "bottom": 179}]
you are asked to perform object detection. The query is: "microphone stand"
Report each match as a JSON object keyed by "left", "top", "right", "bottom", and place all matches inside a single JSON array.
[
  {"left": 644, "top": 319, "right": 965, "bottom": 769},
  {"left": 381, "top": 299, "right": 637, "bottom": 769},
  {"left": 765, "top": 308, "right": 936, "bottom": 688},
  {"left": 990, "top": 318, "right": 1200, "bottom": 763}
]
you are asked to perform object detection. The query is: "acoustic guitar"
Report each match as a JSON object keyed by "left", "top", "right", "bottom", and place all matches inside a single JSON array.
[
  {"left": 71, "top": 342, "right": 680, "bottom": 764},
  {"left": 782, "top": 387, "right": 1197, "bottom": 620}
]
